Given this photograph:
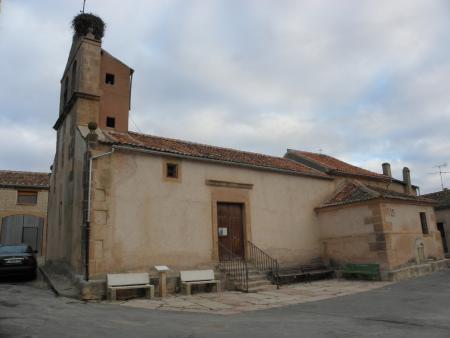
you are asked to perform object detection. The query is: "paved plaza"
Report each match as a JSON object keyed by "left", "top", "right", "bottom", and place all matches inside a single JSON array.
[
  {"left": 1, "top": 271, "right": 450, "bottom": 337},
  {"left": 118, "top": 279, "right": 392, "bottom": 315}
]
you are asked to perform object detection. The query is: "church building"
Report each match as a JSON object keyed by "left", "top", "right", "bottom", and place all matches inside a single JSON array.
[{"left": 46, "top": 14, "right": 447, "bottom": 299}]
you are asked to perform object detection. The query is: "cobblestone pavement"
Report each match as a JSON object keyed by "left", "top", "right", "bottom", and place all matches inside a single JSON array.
[{"left": 117, "top": 279, "right": 392, "bottom": 315}]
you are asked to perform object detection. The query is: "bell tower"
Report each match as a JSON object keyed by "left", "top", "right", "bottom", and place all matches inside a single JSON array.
[{"left": 54, "top": 13, "right": 133, "bottom": 133}]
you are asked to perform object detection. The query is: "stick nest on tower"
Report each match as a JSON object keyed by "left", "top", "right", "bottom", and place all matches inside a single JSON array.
[{"left": 72, "top": 13, "right": 106, "bottom": 40}]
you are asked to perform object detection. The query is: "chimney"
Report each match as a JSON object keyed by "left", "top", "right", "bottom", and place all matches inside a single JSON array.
[
  {"left": 382, "top": 162, "right": 392, "bottom": 177},
  {"left": 403, "top": 167, "right": 412, "bottom": 194}
]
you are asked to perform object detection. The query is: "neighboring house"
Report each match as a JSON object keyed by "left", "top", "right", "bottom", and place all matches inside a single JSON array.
[
  {"left": 0, "top": 170, "right": 49, "bottom": 255},
  {"left": 285, "top": 150, "right": 443, "bottom": 272},
  {"left": 423, "top": 189, "right": 450, "bottom": 255},
  {"left": 45, "top": 15, "right": 446, "bottom": 298}
]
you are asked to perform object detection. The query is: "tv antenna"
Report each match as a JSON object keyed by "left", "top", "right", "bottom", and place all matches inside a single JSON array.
[{"left": 428, "top": 163, "right": 450, "bottom": 190}]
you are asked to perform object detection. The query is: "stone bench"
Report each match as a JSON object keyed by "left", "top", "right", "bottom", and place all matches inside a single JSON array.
[
  {"left": 107, "top": 272, "right": 155, "bottom": 301},
  {"left": 180, "top": 270, "right": 220, "bottom": 295}
]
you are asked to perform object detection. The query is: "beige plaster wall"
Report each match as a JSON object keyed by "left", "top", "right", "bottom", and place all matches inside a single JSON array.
[
  {"left": 317, "top": 203, "right": 387, "bottom": 268},
  {"left": 382, "top": 203, "right": 444, "bottom": 269},
  {"left": 0, "top": 188, "right": 48, "bottom": 215},
  {"left": 87, "top": 148, "right": 335, "bottom": 278}
]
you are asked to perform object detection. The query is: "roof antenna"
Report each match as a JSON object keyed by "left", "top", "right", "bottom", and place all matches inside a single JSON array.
[
  {"left": 427, "top": 163, "right": 450, "bottom": 190},
  {"left": 81, "top": 0, "right": 86, "bottom": 13},
  {"left": 318, "top": 148, "right": 323, "bottom": 155}
]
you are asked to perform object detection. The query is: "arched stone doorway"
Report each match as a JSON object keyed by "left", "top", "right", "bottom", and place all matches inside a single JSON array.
[{"left": 0, "top": 215, "right": 44, "bottom": 254}]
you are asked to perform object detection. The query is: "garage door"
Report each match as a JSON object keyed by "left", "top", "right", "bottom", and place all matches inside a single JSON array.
[{"left": 0, "top": 215, "right": 44, "bottom": 254}]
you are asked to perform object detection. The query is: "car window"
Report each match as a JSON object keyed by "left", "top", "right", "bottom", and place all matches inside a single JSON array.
[{"left": 0, "top": 245, "right": 29, "bottom": 254}]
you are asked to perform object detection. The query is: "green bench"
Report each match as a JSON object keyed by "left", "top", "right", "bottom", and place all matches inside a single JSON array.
[{"left": 342, "top": 263, "right": 380, "bottom": 280}]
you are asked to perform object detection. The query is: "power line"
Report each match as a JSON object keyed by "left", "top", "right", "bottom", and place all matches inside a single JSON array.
[{"left": 129, "top": 113, "right": 143, "bottom": 133}]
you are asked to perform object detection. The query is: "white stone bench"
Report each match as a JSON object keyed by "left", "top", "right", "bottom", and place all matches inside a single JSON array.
[
  {"left": 180, "top": 269, "right": 220, "bottom": 295},
  {"left": 107, "top": 273, "right": 155, "bottom": 301}
]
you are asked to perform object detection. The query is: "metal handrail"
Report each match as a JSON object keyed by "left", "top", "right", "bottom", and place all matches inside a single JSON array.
[
  {"left": 247, "top": 240, "right": 280, "bottom": 289},
  {"left": 218, "top": 242, "right": 248, "bottom": 292}
]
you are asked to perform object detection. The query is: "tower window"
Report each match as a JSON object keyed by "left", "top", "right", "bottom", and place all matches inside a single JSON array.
[
  {"left": 106, "top": 117, "right": 116, "bottom": 128},
  {"left": 63, "top": 77, "right": 68, "bottom": 105},
  {"left": 71, "top": 60, "right": 77, "bottom": 93},
  {"left": 105, "top": 73, "right": 115, "bottom": 85}
]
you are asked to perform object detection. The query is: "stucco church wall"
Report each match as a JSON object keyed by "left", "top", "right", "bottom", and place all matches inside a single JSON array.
[
  {"left": 316, "top": 203, "right": 386, "bottom": 268},
  {"left": 381, "top": 203, "right": 444, "bottom": 269},
  {"left": 88, "top": 148, "right": 335, "bottom": 278}
]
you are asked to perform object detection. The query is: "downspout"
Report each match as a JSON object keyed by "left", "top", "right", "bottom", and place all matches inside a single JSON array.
[{"left": 83, "top": 147, "right": 115, "bottom": 281}]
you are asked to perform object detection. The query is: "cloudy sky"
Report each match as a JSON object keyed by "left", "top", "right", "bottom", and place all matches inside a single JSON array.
[{"left": 1, "top": 0, "right": 449, "bottom": 193}]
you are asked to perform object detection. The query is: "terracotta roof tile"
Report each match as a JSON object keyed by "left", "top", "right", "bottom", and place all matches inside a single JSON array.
[
  {"left": 0, "top": 170, "right": 50, "bottom": 189},
  {"left": 318, "top": 181, "right": 435, "bottom": 209},
  {"left": 286, "top": 150, "right": 388, "bottom": 180},
  {"left": 101, "top": 130, "right": 330, "bottom": 179},
  {"left": 423, "top": 189, "right": 450, "bottom": 210}
]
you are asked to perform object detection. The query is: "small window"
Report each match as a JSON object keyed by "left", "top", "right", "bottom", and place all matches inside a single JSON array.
[
  {"left": 420, "top": 212, "right": 429, "bottom": 235},
  {"left": 63, "top": 77, "right": 68, "bottom": 105},
  {"left": 71, "top": 60, "right": 77, "bottom": 92},
  {"left": 166, "top": 163, "right": 178, "bottom": 179},
  {"left": 106, "top": 117, "right": 116, "bottom": 128},
  {"left": 17, "top": 191, "right": 38, "bottom": 205},
  {"left": 105, "top": 73, "right": 115, "bottom": 85}
]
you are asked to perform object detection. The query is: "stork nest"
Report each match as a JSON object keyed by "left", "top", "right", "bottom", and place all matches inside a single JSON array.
[{"left": 72, "top": 13, "right": 105, "bottom": 40}]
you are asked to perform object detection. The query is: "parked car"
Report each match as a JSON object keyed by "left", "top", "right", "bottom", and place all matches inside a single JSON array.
[{"left": 0, "top": 244, "right": 37, "bottom": 279}]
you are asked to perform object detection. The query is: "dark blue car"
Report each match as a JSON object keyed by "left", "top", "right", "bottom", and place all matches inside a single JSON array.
[{"left": 0, "top": 244, "right": 37, "bottom": 279}]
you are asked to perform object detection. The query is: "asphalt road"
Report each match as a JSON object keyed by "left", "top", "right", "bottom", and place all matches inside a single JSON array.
[{"left": 1, "top": 271, "right": 450, "bottom": 337}]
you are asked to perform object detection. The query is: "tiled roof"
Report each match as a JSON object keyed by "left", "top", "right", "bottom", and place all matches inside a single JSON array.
[
  {"left": 0, "top": 170, "right": 50, "bottom": 189},
  {"left": 286, "top": 149, "right": 388, "bottom": 180},
  {"left": 423, "top": 189, "right": 450, "bottom": 210},
  {"left": 101, "top": 130, "right": 330, "bottom": 179},
  {"left": 317, "top": 181, "right": 435, "bottom": 209}
]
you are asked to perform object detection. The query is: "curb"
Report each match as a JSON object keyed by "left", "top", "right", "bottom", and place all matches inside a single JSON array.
[
  {"left": 39, "top": 266, "right": 80, "bottom": 299},
  {"left": 39, "top": 266, "right": 60, "bottom": 296}
]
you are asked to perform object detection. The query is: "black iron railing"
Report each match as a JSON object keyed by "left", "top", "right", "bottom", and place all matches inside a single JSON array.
[
  {"left": 218, "top": 242, "right": 248, "bottom": 292},
  {"left": 247, "top": 240, "right": 280, "bottom": 289}
]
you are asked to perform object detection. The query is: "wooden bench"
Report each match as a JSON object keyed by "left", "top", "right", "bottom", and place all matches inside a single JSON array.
[
  {"left": 342, "top": 263, "right": 380, "bottom": 280},
  {"left": 180, "top": 270, "right": 220, "bottom": 295},
  {"left": 107, "top": 273, "right": 155, "bottom": 301},
  {"left": 277, "top": 264, "right": 334, "bottom": 284}
]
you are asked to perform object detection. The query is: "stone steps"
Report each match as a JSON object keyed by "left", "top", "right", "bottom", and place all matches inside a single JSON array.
[{"left": 218, "top": 262, "right": 275, "bottom": 292}]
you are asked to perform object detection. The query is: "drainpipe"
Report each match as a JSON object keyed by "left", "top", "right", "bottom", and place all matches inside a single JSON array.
[{"left": 83, "top": 147, "right": 115, "bottom": 281}]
